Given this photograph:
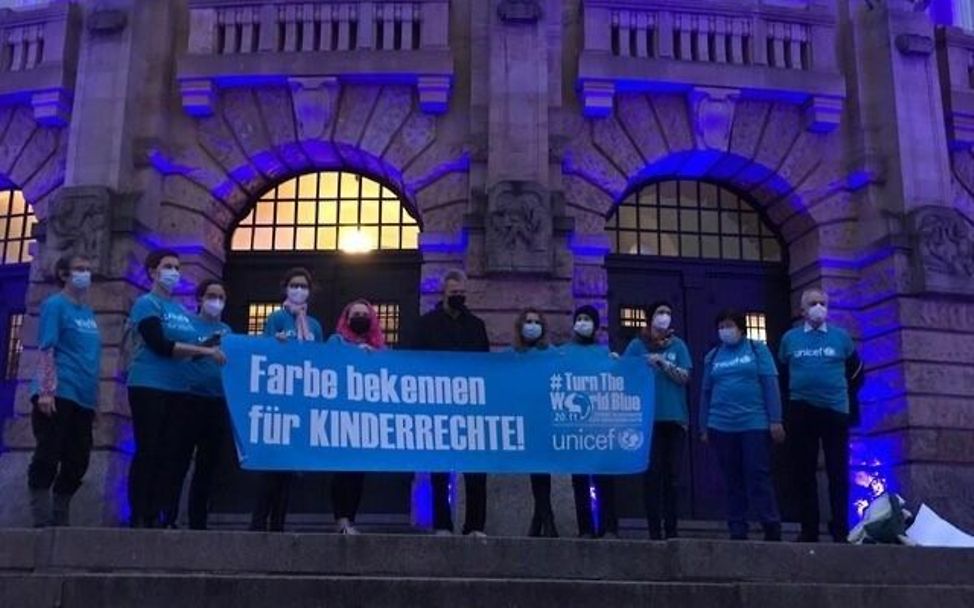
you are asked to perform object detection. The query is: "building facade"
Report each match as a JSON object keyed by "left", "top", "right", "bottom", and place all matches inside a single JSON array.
[{"left": 0, "top": 0, "right": 972, "bottom": 531}]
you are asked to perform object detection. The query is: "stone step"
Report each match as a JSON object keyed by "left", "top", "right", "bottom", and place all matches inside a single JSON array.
[
  {"left": 3, "top": 528, "right": 974, "bottom": 588},
  {"left": 2, "top": 573, "right": 974, "bottom": 608}
]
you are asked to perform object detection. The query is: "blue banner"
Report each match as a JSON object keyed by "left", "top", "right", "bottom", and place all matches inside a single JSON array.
[{"left": 221, "top": 335, "right": 654, "bottom": 474}]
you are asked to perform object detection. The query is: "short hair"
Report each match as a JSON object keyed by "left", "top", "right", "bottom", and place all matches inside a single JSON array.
[
  {"left": 144, "top": 249, "right": 179, "bottom": 279},
  {"left": 442, "top": 269, "right": 467, "bottom": 287},
  {"left": 800, "top": 287, "right": 828, "bottom": 309},
  {"left": 54, "top": 253, "right": 90, "bottom": 287},
  {"left": 647, "top": 300, "right": 673, "bottom": 318},
  {"left": 714, "top": 309, "right": 747, "bottom": 333},
  {"left": 281, "top": 267, "right": 314, "bottom": 294},
  {"left": 196, "top": 278, "right": 227, "bottom": 300}
]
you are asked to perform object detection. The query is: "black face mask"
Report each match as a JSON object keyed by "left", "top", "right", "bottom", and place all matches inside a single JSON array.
[
  {"left": 447, "top": 295, "right": 466, "bottom": 310},
  {"left": 349, "top": 316, "right": 371, "bottom": 335}
]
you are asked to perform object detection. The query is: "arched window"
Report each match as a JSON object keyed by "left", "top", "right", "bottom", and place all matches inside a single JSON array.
[
  {"left": 0, "top": 188, "right": 36, "bottom": 265},
  {"left": 230, "top": 171, "right": 419, "bottom": 253},
  {"left": 606, "top": 180, "right": 782, "bottom": 263}
]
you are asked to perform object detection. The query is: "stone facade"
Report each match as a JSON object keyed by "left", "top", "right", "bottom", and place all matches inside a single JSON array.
[{"left": 0, "top": 0, "right": 971, "bottom": 531}]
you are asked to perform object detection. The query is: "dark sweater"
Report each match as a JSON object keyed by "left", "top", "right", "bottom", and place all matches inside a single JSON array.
[{"left": 411, "top": 302, "right": 490, "bottom": 353}]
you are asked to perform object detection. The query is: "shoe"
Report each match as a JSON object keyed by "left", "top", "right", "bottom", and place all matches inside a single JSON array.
[
  {"left": 601, "top": 531, "right": 619, "bottom": 540},
  {"left": 339, "top": 524, "right": 360, "bottom": 535},
  {"left": 433, "top": 529, "right": 453, "bottom": 537},
  {"left": 541, "top": 513, "right": 559, "bottom": 538},
  {"left": 578, "top": 533, "right": 594, "bottom": 539},
  {"left": 466, "top": 530, "right": 487, "bottom": 538},
  {"left": 762, "top": 522, "right": 782, "bottom": 542}
]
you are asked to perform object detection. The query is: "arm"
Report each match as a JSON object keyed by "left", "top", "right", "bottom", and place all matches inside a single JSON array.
[
  {"left": 477, "top": 319, "right": 490, "bottom": 353},
  {"left": 760, "top": 375, "right": 783, "bottom": 424},
  {"left": 658, "top": 359, "right": 690, "bottom": 386},
  {"left": 138, "top": 317, "right": 223, "bottom": 362},
  {"left": 699, "top": 353, "right": 713, "bottom": 435},
  {"left": 35, "top": 300, "right": 60, "bottom": 411}
]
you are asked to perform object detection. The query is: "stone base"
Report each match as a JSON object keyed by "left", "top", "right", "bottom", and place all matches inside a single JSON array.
[
  {"left": 0, "top": 449, "right": 131, "bottom": 528},
  {"left": 452, "top": 473, "right": 580, "bottom": 537}
]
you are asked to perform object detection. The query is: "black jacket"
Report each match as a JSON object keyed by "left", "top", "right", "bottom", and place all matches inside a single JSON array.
[{"left": 411, "top": 302, "right": 490, "bottom": 353}]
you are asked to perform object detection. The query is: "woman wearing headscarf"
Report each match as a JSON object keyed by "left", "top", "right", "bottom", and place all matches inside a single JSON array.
[
  {"left": 325, "top": 298, "right": 386, "bottom": 534},
  {"left": 249, "top": 267, "right": 324, "bottom": 532},
  {"left": 622, "top": 301, "right": 692, "bottom": 540}
]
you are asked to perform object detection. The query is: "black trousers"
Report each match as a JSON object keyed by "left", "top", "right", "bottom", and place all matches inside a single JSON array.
[
  {"left": 644, "top": 422, "right": 686, "bottom": 539},
  {"left": 161, "top": 395, "right": 228, "bottom": 529},
  {"left": 431, "top": 472, "right": 486, "bottom": 534},
  {"left": 250, "top": 472, "right": 292, "bottom": 531},
  {"left": 128, "top": 387, "right": 184, "bottom": 528},
  {"left": 593, "top": 475, "right": 618, "bottom": 536},
  {"left": 331, "top": 472, "right": 365, "bottom": 522},
  {"left": 789, "top": 400, "right": 850, "bottom": 541},
  {"left": 570, "top": 474, "right": 595, "bottom": 536},
  {"left": 28, "top": 397, "right": 94, "bottom": 496}
]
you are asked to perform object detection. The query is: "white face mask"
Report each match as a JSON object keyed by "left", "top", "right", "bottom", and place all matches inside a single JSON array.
[
  {"left": 653, "top": 313, "right": 672, "bottom": 331},
  {"left": 158, "top": 268, "right": 180, "bottom": 291},
  {"left": 521, "top": 322, "right": 543, "bottom": 341},
  {"left": 70, "top": 271, "right": 92, "bottom": 291},
  {"left": 574, "top": 319, "right": 594, "bottom": 338},
  {"left": 287, "top": 286, "right": 309, "bottom": 305},
  {"left": 808, "top": 303, "right": 827, "bottom": 323},
  {"left": 202, "top": 298, "right": 225, "bottom": 317},
  {"left": 718, "top": 327, "right": 741, "bottom": 345}
]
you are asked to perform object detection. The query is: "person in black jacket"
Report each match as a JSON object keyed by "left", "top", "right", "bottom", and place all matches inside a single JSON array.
[{"left": 412, "top": 269, "right": 490, "bottom": 537}]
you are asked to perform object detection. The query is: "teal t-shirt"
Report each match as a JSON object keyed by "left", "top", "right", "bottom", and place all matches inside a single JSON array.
[
  {"left": 779, "top": 324, "right": 855, "bottom": 413},
  {"left": 703, "top": 340, "right": 778, "bottom": 432},
  {"left": 623, "top": 336, "right": 692, "bottom": 425},
  {"left": 185, "top": 315, "right": 233, "bottom": 398},
  {"left": 127, "top": 292, "right": 198, "bottom": 392},
  {"left": 262, "top": 308, "right": 324, "bottom": 342},
  {"left": 31, "top": 293, "right": 102, "bottom": 409}
]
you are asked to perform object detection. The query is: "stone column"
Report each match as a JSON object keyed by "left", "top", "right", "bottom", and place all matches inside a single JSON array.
[
  {"left": 848, "top": 0, "right": 974, "bottom": 529},
  {"left": 0, "top": 0, "right": 186, "bottom": 527}
]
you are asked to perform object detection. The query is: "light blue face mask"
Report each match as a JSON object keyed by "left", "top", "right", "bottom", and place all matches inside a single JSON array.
[
  {"left": 70, "top": 271, "right": 91, "bottom": 290},
  {"left": 158, "top": 268, "right": 180, "bottom": 291},
  {"left": 522, "top": 322, "right": 543, "bottom": 341},
  {"left": 718, "top": 327, "right": 741, "bottom": 345}
]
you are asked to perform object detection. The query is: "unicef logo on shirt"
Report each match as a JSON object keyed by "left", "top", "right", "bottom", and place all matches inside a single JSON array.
[
  {"left": 824, "top": 347, "right": 837, "bottom": 357},
  {"left": 740, "top": 355, "right": 753, "bottom": 364},
  {"left": 617, "top": 428, "right": 643, "bottom": 451},
  {"left": 666, "top": 352, "right": 676, "bottom": 362}
]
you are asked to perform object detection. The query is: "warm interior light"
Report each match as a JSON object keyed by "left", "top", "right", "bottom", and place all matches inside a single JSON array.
[{"left": 339, "top": 229, "right": 373, "bottom": 254}]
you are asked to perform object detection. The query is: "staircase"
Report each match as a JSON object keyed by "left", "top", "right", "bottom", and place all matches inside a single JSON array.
[{"left": 2, "top": 528, "right": 973, "bottom": 607}]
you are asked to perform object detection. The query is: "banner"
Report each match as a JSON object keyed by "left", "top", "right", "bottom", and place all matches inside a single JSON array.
[{"left": 221, "top": 335, "right": 654, "bottom": 474}]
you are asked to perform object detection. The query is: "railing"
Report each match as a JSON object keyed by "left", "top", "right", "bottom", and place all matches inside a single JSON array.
[
  {"left": 188, "top": 0, "right": 448, "bottom": 55},
  {"left": 586, "top": 0, "right": 834, "bottom": 71},
  {"left": 0, "top": 2, "right": 78, "bottom": 73}
]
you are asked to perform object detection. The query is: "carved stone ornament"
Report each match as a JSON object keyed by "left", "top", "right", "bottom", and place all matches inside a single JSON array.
[
  {"left": 689, "top": 87, "right": 738, "bottom": 151},
  {"left": 485, "top": 181, "right": 553, "bottom": 273},
  {"left": 46, "top": 186, "right": 113, "bottom": 276},
  {"left": 497, "top": 0, "right": 542, "bottom": 24},
  {"left": 895, "top": 34, "right": 934, "bottom": 56},
  {"left": 909, "top": 206, "right": 974, "bottom": 295}
]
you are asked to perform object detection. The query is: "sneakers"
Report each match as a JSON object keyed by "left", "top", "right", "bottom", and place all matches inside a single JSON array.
[
  {"left": 433, "top": 529, "right": 454, "bottom": 537},
  {"left": 336, "top": 517, "right": 360, "bottom": 535},
  {"left": 466, "top": 530, "right": 487, "bottom": 538}
]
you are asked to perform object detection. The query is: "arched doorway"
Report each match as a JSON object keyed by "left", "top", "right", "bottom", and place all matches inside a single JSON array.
[
  {"left": 0, "top": 187, "right": 35, "bottom": 440},
  {"left": 216, "top": 169, "right": 422, "bottom": 529},
  {"left": 604, "top": 179, "right": 794, "bottom": 525}
]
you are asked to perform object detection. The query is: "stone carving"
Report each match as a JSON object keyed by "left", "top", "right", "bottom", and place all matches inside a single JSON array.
[
  {"left": 910, "top": 207, "right": 974, "bottom": 295},
  {"left": 485, "top": 181, "right": 552, "bottom": 273},
  {"left": 689, "top": 87, "right": 738, "bottom": 151},
  {"left": 45, "top": 187, "right": 113, "bottom": 275},
  {"left": 895, "top": 34, "right": 934, "bottom": 56},
  {"left": 497, "top": 0, "right": 542, "bottom": 23},
  {"left": 288, "top": 77, "right": 339, "bottom": 142}
]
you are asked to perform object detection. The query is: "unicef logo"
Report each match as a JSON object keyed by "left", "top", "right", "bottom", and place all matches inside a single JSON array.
[
  {"left": 740, "top": 355, "right": 753, "bottom": 364},
  {"left": 563, "top": 393, "right": 593, "bottom": 420},
  {"left": 618, "top": 428, "right": 643, "bottom": 451},
  {"left": 824, "top": 347, "right": 837, "bottom": 357}
]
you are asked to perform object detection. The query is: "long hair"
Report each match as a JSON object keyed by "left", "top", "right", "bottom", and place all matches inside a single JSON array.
[
  {"left": 513, "top": 307, "right": 549, "bottom": 350},
  {"left": 335, "top": 298, "right": 385, "bottom": 349}
]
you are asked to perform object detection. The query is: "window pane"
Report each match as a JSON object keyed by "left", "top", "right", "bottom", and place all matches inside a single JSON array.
[
  {"left": 339, "top": 200, "right": 358, "bottom": 225},
  {"left": 297, "top": 201, "right": 316, "bottom": 225},
  {"left": 679, "top": 181, "right": 699, "bottom": 206},
  {"left": 274, "top": 227, "right": 295, "bottom": 251},
  {"left": 276, "top": 201, "right": 295, "bottom": 224},
  {"left": 340, "top": 172, "right": 360, "bottom": 198},
  {"left": 8, "top": 217, "right": 23, "bottom": 240},
  {"left": 638, "top": 232, "right": 658, "bottom": 255},
  {"left": 10, "top": 191, "right": 25, "bottom": 215},
  {"left": 238, "top": 209, "right": 255, "bottom": 226},
  {"left": 700, "top": 210, "right": 719, "bottom": 233},
  {"left": 361, "top": 200, "right": 380, "bottom": 224},
  {"left": 231, "top": 228, "right": 252, "bottom": 250},
  {"left": 721, "top": 211, "right": 740, "bottom": 234},
  {"left": 320, "top": 172, "right": 339, "bottom": 198},
  {"left": 680, "top": 234, "right": 700, "bottom": 257},
  {"left": 401, "top": 226, "right": 419, "bottom": 249},
  {"left": 699, "top": 183, "right": 718, "bottom": 208},
  {"left": 359, "top": 226, "right": 379, "bottom": 250},
  {"left": 661, "top": 234, "right": 678, "bottom": 256},
  {"left": 702, "top": 235, "right": 720, "bottom": 258},
  {"left": 318, "top": 200, "right": 338, "bottom": 225},
  {"left": 253, "top": 227, "right": 273, "bottom": 250},
  {"left": 296, "top": 227, "right": 315, "bottom": 250},
  {"left": 317, "top": 226, "right": 337, "bottom": 250},
  {"left": 276, "top": 178, "right": 296, "bottom": 200},
  {"left": 255, "top": 201, "right": 274, "bottom": 224},
  {"left": 298, "top": 173, "right": 318, "bottom": 198},
  {"left": 619, "top": 231, "right": 638, "bottom": 255},
  {"left": 763, "top": 238, "right": 782, "bottom": 262},
  {"left": 0, "top": 219, "right": 6, "bottom": 240},
  {"left": 741, "top": 212, "right": 759, "bottom": 235},
  {"left": 742, "top": 236, "right": 761, "bottom": 260},
  {"left": 639, "top": 207, "right": 657, "bottom": 230},
  {"left": 660, "top": 208, "right": 678, "bottom": 231},
  {"left": 722, "top": 236, "right": 741, "bottom": 259},
  {"left": 680, "top": 209, "right": 698, "bottom": 232},
  {"left": 619, "top": 206, "right": 637, "bottom": 229},
  {"left": 0, "top": 192, "right": 8, "bottom": 216},
  {"left": 382, "top": 201, "right": 401, "bottom": 224},
  {"left": 361, "top": 177, "right": 381, "bottom": 199},
  {"left": 380, "top": 226, "right": 400, "bottom": 250},
  {"left": 5, "top": 240, "right": 21, "bottom": 264},
  {"left": 658, "top": 181, "right": 677, "bottom": 207}
]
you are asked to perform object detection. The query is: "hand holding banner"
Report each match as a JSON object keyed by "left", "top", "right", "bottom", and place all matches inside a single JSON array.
[{"left": 221, "top": 335, "right": 654, "bottom": 474}]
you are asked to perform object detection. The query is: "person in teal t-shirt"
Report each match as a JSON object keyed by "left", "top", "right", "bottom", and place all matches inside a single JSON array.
[
  {"left": 558, "top": 305, "right": 616, "bottom": 539},
  {"left": 27, "top": 253, "right": 101, "bottom": 528},
  {"left": 125, "top": 249, "right": 226, "bottom": 528},
  {"left": 250, "top": 267, "right": 323, "bottom": 532},
  {"left": 622, "top": 301, "right": 692, "bottom": 540},
  {"left": 778, "top": 287, "right": 861, "bottom": 543},
  {"left": 700, "top": 309, "right": 785, "bottom": 541},
  {"left": 160, "top": 278, "right": 234, "bottom": 530}
]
